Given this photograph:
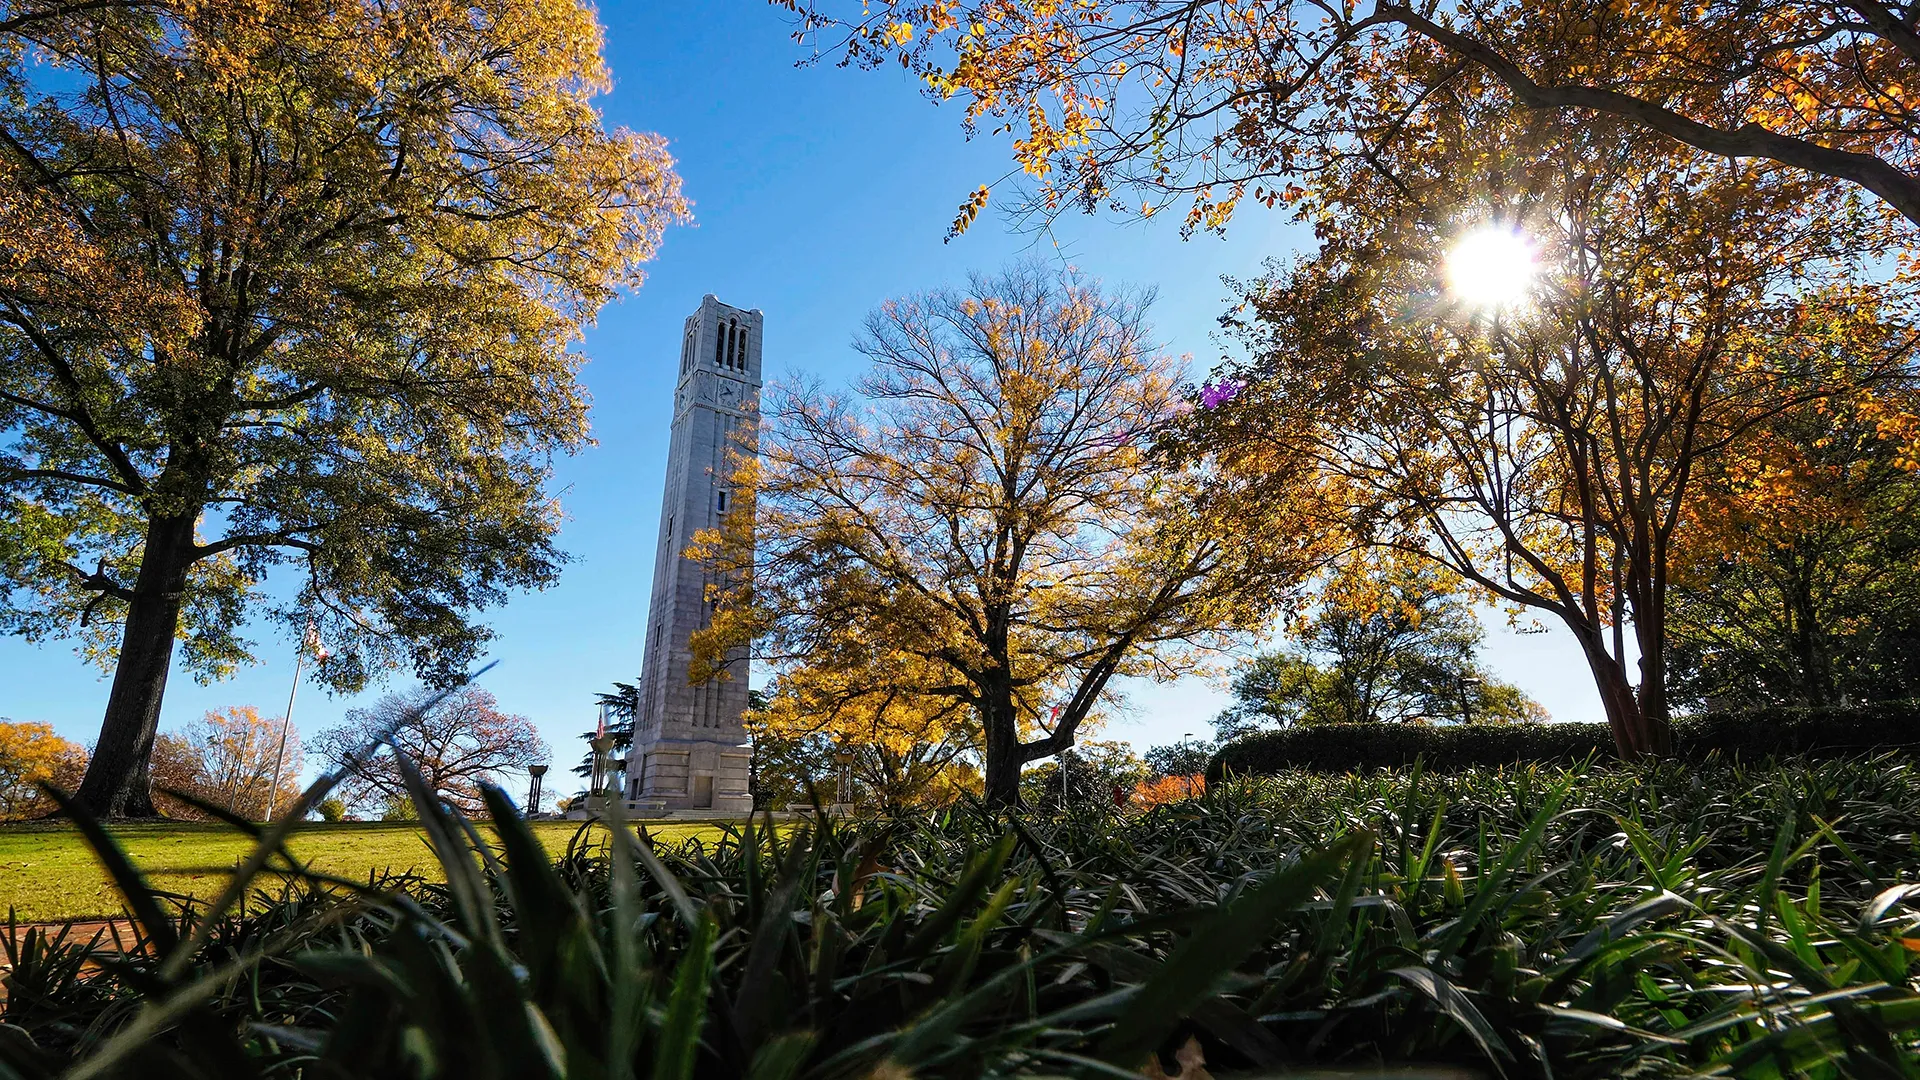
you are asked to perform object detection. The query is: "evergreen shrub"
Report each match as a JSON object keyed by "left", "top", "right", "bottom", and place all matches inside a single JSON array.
[{"left": 1208, "top": 700, "right": 1920, "bottom": 780}]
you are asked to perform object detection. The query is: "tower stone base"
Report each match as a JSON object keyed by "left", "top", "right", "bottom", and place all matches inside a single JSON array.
[{"left": 627, "top": 739, "right": 753, "bottom": 816}]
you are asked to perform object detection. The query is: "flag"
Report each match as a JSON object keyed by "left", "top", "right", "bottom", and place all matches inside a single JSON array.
[
  {"left": 303, "top": 622, "right": 329, "bottom": 662},
  {"left": 596, "top": 703, "right": 607, "bottom": 739}
]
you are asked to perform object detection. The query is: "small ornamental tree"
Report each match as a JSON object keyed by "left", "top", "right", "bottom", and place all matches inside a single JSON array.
[
  {"left": 313, "top": 686, "right": 547, "bottom": 815},
  {"left": 0, "top": 0, "right": 685, "bottom": 816}
]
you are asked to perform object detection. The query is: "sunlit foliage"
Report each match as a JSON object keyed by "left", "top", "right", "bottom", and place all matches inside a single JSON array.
[
  {"left": 146, "top": 705, "right": 301, "bottom": 821},
  {"left": 750, "top": 651, "right": 982, "bottom": 808},
  {"left": 784, "top": 0, "right": 1920, "bottom": 229},
  {"left": 1670, "top": 391, "right": 1920, "bottom": 706},
  {"left": 692, "top": 264, "right": 1327, "bottom": 805},
  {"left": 0, "top": 0, "right": 686, "bottom": 815},
  {"left": 1181, "top": 102, "right": 1918, "bottom": 757},
  {"left": 1216, "top": 556, "right": 1545, "bottom": 736},
  {"left": 0, "top": 719, "right": 86, "bottom": 820}
]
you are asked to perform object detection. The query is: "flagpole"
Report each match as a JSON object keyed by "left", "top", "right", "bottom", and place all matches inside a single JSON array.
[{"left": 265, "top": 625, "right": 311, "bottom": 821}]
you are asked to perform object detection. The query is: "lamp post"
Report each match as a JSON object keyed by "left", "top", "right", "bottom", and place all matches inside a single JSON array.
[
  {"left": 527, "top": 764, "right": 548, "bottom": 817},
  {"left": 265, "top": 623, "right": 321, "bottom": 821},
  {"left": 1183, "top": 732, "right": 1195, "bottom": 798},
  {"left": 831, "top": 749, "right": 854, "bottom": 807},
  {"left": 1459, "top": 676, "right": 1483, "bottom": 726}
]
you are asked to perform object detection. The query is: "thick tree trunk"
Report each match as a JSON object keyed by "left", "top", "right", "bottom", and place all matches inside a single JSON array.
[
  {"left": 1633, "top": 589, "right": 1676, "bottom": 757},
  {"left": 1573, "top": 632, "right": 1659, "bottom": 760},
  {"left": 980, "top": 685, "right": 1024, "bottom": 810},
  {"left": 73, "top": 513, "right": 196, "bottom": 819},
  {"left": 1634, "top": 663, "right": 1674, "bottom": 757}
]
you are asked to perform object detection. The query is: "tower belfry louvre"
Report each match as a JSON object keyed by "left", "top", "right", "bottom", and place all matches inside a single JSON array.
[{"left": 624, "top": 295, "right": 760, "bottom": 815}]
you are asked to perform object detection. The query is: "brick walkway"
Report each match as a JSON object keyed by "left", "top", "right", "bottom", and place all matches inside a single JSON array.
[{"left": 1, "top": 918, "right": 147, "bottom": 1000}]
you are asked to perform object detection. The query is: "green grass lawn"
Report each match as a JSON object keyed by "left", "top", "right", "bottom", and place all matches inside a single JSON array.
[{"left": 0, "top": 818, "right": 728, "bottom": 922}]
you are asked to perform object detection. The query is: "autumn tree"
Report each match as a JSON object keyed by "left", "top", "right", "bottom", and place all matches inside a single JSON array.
[
  {"left": 1668, "top": 393, "right": 1920, "bottom": 707},
  {"left": 750, "top": 651, "right": 981, "bottom": 808},
  {"left": 1214, "top": 560, "right": 1546, "bottom": 737},
  {"left": 1186, "top": 104, "right": 1916, "bottom": 757},
  {"left": 791, "top": 0, "right": 1920, "bottom": 230},
  {"left": 0, "top": 0, "right": 685, "bottom": 817},
  {"left": 312, "top": 686, "right": 547, "bottom": 815},
  {"left": 149, "top": 705, "right": 302, "bottom": 820},
  {"left": 0, "top": 720, "right": 86, "bottom": 820},
  {"left": 692, "top": 265, "right": 1322, "bottom": 807}
]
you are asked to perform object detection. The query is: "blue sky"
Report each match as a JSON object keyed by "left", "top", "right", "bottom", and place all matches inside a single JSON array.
[{"left": 0, "top": 1, "right": 1600, "bottom": 791}]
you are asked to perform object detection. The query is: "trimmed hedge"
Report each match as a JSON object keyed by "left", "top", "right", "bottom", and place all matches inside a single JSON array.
[{"left": 1207, "top": 701, "right": 1920, "bottom": 780}]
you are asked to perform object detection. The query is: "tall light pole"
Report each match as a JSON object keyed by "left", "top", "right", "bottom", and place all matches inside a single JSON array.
[
  {"left": 832, "top": 747, "right": 855, "bottom": 807},
  {"left": 265, "top": 624, "right": 320, "bottom": 821},
  {"left": 1183, "top": 732, "right": 1195, "bottom": 799},
  {"left": 1459, "top": 675, "right": 1482, "bottom": 726}
]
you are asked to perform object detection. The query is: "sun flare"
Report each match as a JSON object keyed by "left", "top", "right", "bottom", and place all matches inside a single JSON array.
[{"left": 1445, "top": 226, "right": 1537, "bottom": 310}]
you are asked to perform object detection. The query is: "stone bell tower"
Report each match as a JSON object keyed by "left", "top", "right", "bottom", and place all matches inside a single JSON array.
[{"left": 624, "top": 295, "right": 760, "bottom": 815}]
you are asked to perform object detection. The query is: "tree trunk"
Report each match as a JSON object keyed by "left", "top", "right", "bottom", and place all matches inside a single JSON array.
[
  {"left": 1786, "top": 553, "right": 1836, "bottom": 705},
  {"left": 73, "top": 513, "right": 196, "bottom": 819},
  {"left": 1573, "top": 632, "right": 1658, "bottom": 759},
  {"left": 1634, "top": 661, "right": 1674, "bottom": 756},
  {"left": 1633, "top": 586, "right": 1676, "bottom": 757},
  {"left": 980, "top": 684, "right": 1024, "bottom": 810}
]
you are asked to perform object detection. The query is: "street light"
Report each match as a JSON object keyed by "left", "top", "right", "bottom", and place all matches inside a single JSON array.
[
  {"left": 832, "top": 748, "right": 854, "bottom": 806},
  {"left": 527, "top": 764, "right": 549, "bottom": 817},
  {"left": 1459, "top": 676, "right": 1483, "bottom": 726},
  {"left": 1183, "top": 732, "right": 1195, "bottom": 798}
]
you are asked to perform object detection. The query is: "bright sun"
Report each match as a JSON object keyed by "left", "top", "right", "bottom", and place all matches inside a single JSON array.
[{"left": 1444, "top": 226, "right": 1537, "bottom": 310}]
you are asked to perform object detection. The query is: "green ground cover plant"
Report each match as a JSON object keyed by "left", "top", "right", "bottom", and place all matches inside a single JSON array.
[
  {"left": 1209, "top": 703, "right": 1920, "bottom": 779},
  {"left": 0, "top": 821, "right": 722, "bottom": 922},
  {"left": 2, "top": 756, "right": 1918, "bottom": 1077}
]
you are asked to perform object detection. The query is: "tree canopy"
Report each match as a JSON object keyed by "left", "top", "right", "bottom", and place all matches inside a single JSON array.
[
  {"left": 790, "top": 0, "right": 1920, "bottom": 230},
  {"left": 0, "top": 0, "right": 685, "bottom": 815},
  {"left": 313, "top": 685, "right": 547, "bottom": 815},
  {"left": 0, "top": 720, "right": 86, "bottom": 820},
  {"left": 1668, "top": 393, "right": 1920, "bottom": 707},
  {"left": 692, "top": 264, "right": 1325, "bottom": 805},
  {"left": 148, "top": 705, "right": 301, "bottom": 820},
  {"left": 1214, "top": 560, "right": 1546, "bottom": 738},
  {"left": 749, "top": 650, "right": 981, "bottom": 808},
  {"left": 1181, "top": 102, "right": 1917, "bottom": 756}
]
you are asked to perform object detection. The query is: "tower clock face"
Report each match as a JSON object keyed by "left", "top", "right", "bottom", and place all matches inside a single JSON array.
[{"left": 717, "top": 380, "right": 739, "bottom": 408}]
